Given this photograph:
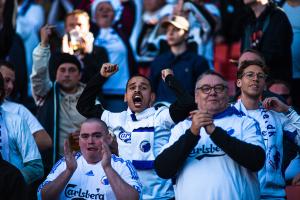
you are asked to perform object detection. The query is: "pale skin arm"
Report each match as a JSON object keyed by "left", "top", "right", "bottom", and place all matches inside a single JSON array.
[
  {"left": 262, "top": 97, "right": 289, "bottom": 113},
  {"left": 101, "top": 142, "right": 139, "bottom": 200},
  {"left": 41, "top": 140, "right": 77, "bottom": 200},
  {"left": 33, "top": 130, "right": 52, "bottom": 151}
]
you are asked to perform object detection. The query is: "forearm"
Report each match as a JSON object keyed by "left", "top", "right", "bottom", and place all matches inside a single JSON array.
[
  {"left": 166, "top": 75, "right": 197, "bottom": 123},
  {"left": 210, "top": 127, "right": 265, "bottom": 171},
  {"left": 76, "top": 73, "right": 106, "bottom": 118},
  {"left": 41, "top": 170, "right": 74, "bottom": 200},
  {"left": 33, "top": 130, "right": 53, "bottom": 151},
  {"left": 104, "top": 166, "right": 139, "bottom": 200},
  {"left": 21, "top": 159, "right": 44, "bottom": 184},
  {"left": 31, "top": 44, "right": 52, "bottom": 101},
  {"left": 154, "top": 129, "right": 200, "bottom": 179}
]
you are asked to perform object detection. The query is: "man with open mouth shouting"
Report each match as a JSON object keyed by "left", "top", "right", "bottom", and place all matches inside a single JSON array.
[{"left": 77, "top": 63, "right": 192, "bottom": 200}]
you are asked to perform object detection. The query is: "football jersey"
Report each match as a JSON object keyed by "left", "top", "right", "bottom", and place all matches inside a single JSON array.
[
  {"left": 38, "top": 153, "right": 142, "bottom": 200},
  {"left": 163, "top": 106, "right": 265, "bottom": 200},
  {"left": 101, "top": 106, "right": 174, "bottom": 199},
  {"left": 234, "top": 99, "right": 300, "bottom": 199}
]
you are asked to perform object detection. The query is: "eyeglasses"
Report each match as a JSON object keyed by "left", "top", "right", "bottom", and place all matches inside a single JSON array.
[
  {"left": 242, "top": 72, "right": 267, "bottom": 80},
  {"left": 196, "top": 84, "right": 227, "bottom": 94}
]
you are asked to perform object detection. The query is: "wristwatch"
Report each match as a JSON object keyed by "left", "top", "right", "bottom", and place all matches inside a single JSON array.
[{"left": 284, "top": 106, "right": 294, "bottom": 116}]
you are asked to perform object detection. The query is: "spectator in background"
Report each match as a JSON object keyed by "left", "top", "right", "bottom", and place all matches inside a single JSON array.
[
  {"left": 38, "top": 118, "right": 141, "bottom": 200},
  {"left": 77, "top": 63, "right": 195, "bottom": 199},
  {"left": 174, "top": 0, "right": 220, "bottom": 69},
  {"left": 268, "top": 79, "right": 293, "bottom": 106},
  {"left": 235, "top": 59, "right": 300, "bottom": 199},
  {"left": 31, "top": 25, "right": 86, "bottom": 173},
  {"left": 267, "top": 79, "right": 300, "bottom": 186},
  {"left": 0, "top": 0, "right": 16, "bottom": 59},
  {"left": 155, "top": 70, "right": 265, "bottom": 200},
  {"left": 16, "top": 0, "right": 45, "bottom": 99},
  {"left": 282, "top": 0, "right": 300, "bottom": 112},
  {"left": 91, "top": 0, "right": 136, "bottom": 112},
  {"left": 0, "top": 73, "right": 43, "bottom": 184},
  {"left": 0, "top": 60, "right": 52, "bottom": 152},
  {"left": 132, "top": 0, "right": 174, "bottom": 72},
  {"left": 0, "top": 154, "right": 28, "bottom": 200},
  {"left": 150, "top": 15, "right": 209, "bottom": 103},
  {"left": 241, "top": 0, "right": 293, "bottom": 83},
  {"left": 49, "top": 9, "right": 109, "bottom": 84}
]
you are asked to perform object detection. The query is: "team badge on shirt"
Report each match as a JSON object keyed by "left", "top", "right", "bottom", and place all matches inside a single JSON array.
[
  {"left": 139, "top": 140, "right": 151, "bottom": 152},
  {"left": 101, "top": 176, "right": 109, "bottom": 185},
  {"left": 114, "top": 126, "right": 131, "bottom": 143}
]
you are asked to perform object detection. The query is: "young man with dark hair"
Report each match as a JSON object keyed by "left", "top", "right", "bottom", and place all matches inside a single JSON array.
[
  {"left": 77, "top": 64, "right": 193, "bottom": 200},
  {"left": 150, "top": 15, "right": 209, "bottom": 103},
  {"left": 235, "top": 59, "right": 300, "bottom": 199}
]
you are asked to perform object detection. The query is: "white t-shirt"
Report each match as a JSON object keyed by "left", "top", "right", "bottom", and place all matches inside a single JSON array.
[
  {"left": 3, "top": 109, "right": 41, "bottom": 169},
  {"left": 38, "top": 153, "right": 142, "bottom": 200},
  {"left": 163, "top": 106, "right": 265, "bottom": 200},
  {"left": 101, "top": 106, "right": 175, "bottom": 199},
  {"left": 2, "top": 100, "right": 44, "bottom": 135}
]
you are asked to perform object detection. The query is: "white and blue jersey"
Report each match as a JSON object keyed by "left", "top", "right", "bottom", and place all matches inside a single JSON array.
[
  {"left": 163, "top": 106, "right": 265, "bottom": 200},
  {"left": 101, "top": 106, "right": 174, "bottom": 200},
  {"left": 234, "top": 99, "right": 300, "bottom": 199},
  {"left": 38, "top": 153, "right": 142, "bottom": 200}
]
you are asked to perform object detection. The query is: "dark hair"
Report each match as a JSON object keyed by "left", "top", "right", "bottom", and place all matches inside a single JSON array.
[
  {"left": 0, "top": 73, "right": 5, "bottom": 104},
  {"left": 237, "top": 59, "right": 269, "bottom": 79},
  {"left": 126, "top": 74, "right": 153, "bottom": 92},
  {"left": 196, "top": 70, "right": 227, "bottom": 83},
  {"left": 267, "top": 79, "right": 291, "bottom": 91},
  {"left": 54, "top": 53, "right": 82, "bottom": 74},
  {"left": 0, "top": 60, "right": 15, "bottom": 72}
]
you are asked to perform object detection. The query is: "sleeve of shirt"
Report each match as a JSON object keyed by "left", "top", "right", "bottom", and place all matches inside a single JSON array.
[
  {"left": 37, "top": 158, "right": 67, "bottom": 195},
  {"left": 30, "top": 44, "right": 53, "bottom": 103},
  {"left": 76, "top": 73, "right": 107, "bottom": 118},
  {"left": 155, "top": 121, "right": 200, "bottom": 179},
  {"left": 210, "top": 118, "right": 266, "bottom": 172},
  {"left": 18, "top": 104, "right": 44, "bottom": 134},
  {"left": 280, "top": 110, "right": 300, "bottom": 146},
  {"left": 13, "top": 116, "right": 43, "bottom": 183},
  {"left": 112, "top": 156, "right": 142, "bottom": 197}
]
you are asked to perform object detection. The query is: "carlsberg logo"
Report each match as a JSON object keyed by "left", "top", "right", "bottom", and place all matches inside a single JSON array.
[{"left": 65, "top": 184, "right": 104, "bottom": 199}]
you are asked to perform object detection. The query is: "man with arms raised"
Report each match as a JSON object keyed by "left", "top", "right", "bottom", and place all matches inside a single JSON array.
[{"left": 77, "top": 64, "right": 191, "bottom": 199}]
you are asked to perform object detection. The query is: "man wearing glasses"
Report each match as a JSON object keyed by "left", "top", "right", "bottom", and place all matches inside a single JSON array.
[
  {"left": 234, "top": 59, "right": 300, "bottom": 199},
  {"left": 38, "top": 118, "right": 142, "bottom": 200},
  {"left": 155, "top": 70, "right": 265, "bottom": 200}
]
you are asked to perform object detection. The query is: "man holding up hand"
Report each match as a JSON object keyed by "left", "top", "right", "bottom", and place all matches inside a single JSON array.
[
  {"left": 38, "top": 118, "right": 141, "bottom": 200},
  {"left": 155, "top": 70, "right": 266, "bottom": 200}
]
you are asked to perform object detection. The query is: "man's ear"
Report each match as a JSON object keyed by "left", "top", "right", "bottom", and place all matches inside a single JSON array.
[
  {"left": 124, "top": 93, "right": 128, "bottom": 102},
  {"left": 236, "top": 79, "right": 241, "bottom": 88}
]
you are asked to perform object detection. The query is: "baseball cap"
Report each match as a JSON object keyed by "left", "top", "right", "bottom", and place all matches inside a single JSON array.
[{"left": 161, "top": 15, "right": 190, "bottom": 32}]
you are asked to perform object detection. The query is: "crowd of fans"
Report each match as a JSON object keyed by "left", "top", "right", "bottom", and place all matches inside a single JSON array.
[{"left": 0, "top": 0, "right": 300, "bottom": 200}]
